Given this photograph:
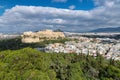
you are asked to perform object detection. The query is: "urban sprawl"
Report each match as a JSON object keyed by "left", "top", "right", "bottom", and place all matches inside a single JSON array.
[{"left": 0, "top": 30, "right": 120, "bottom": 60}]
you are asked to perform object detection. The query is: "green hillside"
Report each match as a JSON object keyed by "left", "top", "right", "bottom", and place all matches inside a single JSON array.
[
  {"left": 0, "top": 48, "right": 120, "bottom": 80},
  {"left": 0, "top": 37, "right": 70, "bottom": 51}
]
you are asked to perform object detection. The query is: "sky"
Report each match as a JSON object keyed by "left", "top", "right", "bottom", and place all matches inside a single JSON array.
[{"left": 0, "top": 0, "right": 120, "bottom": 33}]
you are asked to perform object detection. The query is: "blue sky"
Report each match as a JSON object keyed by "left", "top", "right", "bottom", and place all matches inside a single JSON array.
[
  {"left": 0, "top": 0, "right": 95, "bottom": 15},
  {"left": 0, "top": 0, "right": 120, "bottom": 33}
]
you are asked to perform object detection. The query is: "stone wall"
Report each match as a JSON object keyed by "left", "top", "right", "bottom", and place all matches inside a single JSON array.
[{"left": 21, "top": 30, "right": 65, "bottom": 43}]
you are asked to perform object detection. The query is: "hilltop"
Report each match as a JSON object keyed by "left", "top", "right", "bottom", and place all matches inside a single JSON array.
[{"left": 21, "top": 29, "right": 65, "bottom": 43}]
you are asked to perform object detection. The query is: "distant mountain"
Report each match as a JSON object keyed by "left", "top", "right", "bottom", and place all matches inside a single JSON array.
[{"left": 90, "top": 27, "right": 120, "bottom": 32}]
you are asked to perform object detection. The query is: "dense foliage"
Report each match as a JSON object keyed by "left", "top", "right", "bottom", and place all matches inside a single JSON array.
[
  {"left": 0, "top": 37, "right": 70, "bottom": 51},
  {"left": 0, "top": 48, "right": 120, "bottom": 80}
]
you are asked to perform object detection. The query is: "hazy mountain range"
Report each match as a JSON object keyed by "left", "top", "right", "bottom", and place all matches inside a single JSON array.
[{"left": 90, "top": 27, "right": 120, "bottom": 33}]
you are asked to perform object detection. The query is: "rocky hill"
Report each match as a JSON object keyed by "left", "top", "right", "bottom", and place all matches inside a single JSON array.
[{"left": 21, "top": 29, "right": 65, "bottom": 43}]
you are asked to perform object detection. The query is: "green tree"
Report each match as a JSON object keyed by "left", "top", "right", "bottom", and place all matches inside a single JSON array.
[{"left": 23, "top": 70, "right": 50, "bottom": 80}]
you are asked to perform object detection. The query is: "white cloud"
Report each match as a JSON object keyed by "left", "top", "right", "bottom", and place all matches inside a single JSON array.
[
  {"left": 0, "top": 0, "right": 120, "bottom": 33},
  {"left": 93, "top": 0, "right": 120, "bottom": 7},
  {"left": 52, "top": 0, "right": 67, "bottom": 3},
  {"left": 105, "top": 1, "right": 114, "bottom": 7},
  {"left": 93, "top": 0, "right": 104, "bottom": 6},
  {"left": 69, "top": 5, "right": 76, "bottom": 10}
]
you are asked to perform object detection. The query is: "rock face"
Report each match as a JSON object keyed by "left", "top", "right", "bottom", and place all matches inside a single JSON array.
[{"left": 21, "top": 30, "right": 65, "bottom": 43}]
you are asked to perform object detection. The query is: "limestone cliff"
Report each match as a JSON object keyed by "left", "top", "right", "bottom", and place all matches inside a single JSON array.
[{"left": 21, "top": 30, "right": 65, "bottom": 43}]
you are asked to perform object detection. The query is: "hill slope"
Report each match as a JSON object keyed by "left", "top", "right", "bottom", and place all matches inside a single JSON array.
[
  {"left": 90, "top": 27, "right": 120, "bottom": 32},
  {"left": 0, "top": 48, "right": 120, "bottom": 80}
]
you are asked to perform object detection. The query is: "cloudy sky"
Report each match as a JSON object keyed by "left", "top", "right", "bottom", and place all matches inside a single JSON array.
[{"left": 0, "top": 0, "right": 120, "bottom": 33}]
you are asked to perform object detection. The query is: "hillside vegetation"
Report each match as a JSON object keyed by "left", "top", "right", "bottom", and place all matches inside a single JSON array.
[
  {"left": 0, "top": 48, "right": 120, "bottom": 80},
  {"left": 0, "top": 37, "right": 70, "bottom": 51}
]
